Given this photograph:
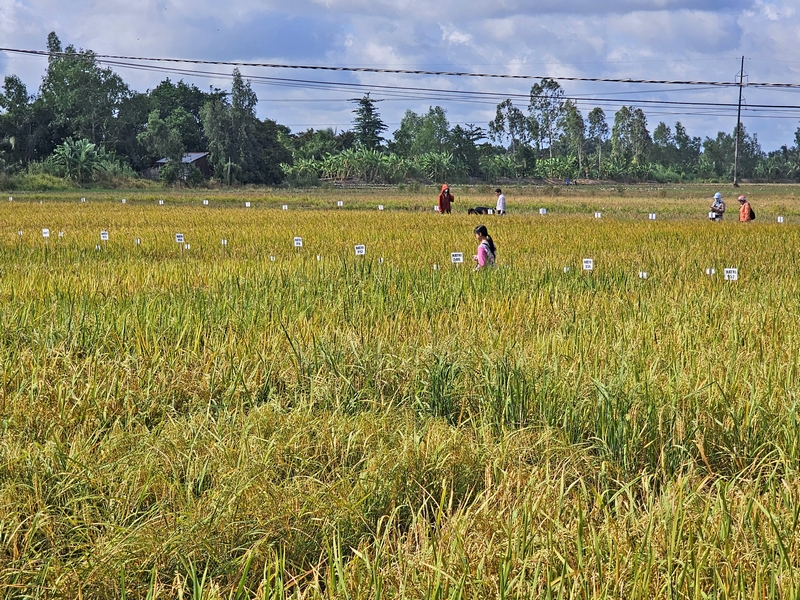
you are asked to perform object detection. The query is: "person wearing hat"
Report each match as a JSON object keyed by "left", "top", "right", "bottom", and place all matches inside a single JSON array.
[
  {"left": 709, "top": 192, "right": 726, "bottom": 221},
  {"left": 438, "top": 184, "right": 454, "bottom": 214},
  {"left": 494, "top": 188, "right": 506, "bottom": 215},
  {"left": 738, "top": 195, "right": 753, "bottom": 222}
]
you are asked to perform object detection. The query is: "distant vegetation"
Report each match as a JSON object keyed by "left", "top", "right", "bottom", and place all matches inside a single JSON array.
[{"left": 3, "top": 33, "right": 800, "bottom": 189}]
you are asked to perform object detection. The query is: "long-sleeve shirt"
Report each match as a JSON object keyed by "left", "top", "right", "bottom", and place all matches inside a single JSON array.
[
  {"left": 739, "top": 201, "right": 752, "bottom": 222},
  {"left": 438, "top": 191, "right": 454, "bottom": 213}
]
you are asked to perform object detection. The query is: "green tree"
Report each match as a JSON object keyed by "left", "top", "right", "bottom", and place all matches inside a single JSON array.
[
  {"left": 351, "top": 94, "right": 387, "bottom": 150},
  {"left": 528, "top": 78, "right": 565, "bottom": 158},
  {"left": 611, "top": 106, "right": 651, "bottom": 166},
  {"left": 587, "top": 107, "right": 609, "bottom": 177},
  {"left": 40, "top": 32, "right": 130, "bottom": 145},
  {"left": 391, "top": 106, "right": 450, "bottom": 157},
  {"left": 52, "top": 137, "right": 98, "bottom": 184},
  {"left": 201, "top": 69, "right": 290, "bottom": 184},
  {"left": 560, "top": 100, "right": 585, "bottom": 173},
  {"left": 137, "top": 110, "right": 185, "bottom": 182}
]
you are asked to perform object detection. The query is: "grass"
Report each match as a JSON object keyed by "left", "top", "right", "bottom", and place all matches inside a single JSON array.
[{"left": 1, "top": 186, "right": 799, "bottom": 598}]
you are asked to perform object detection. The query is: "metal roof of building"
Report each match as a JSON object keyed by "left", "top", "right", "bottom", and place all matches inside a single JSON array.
[{"left": 155, "top": 152, "right": 209, "bottom": 165}]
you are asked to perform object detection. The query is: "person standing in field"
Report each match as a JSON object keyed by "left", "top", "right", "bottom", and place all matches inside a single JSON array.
[
  {"left": 738, "top": 195, "right": 753, "bottom": 222},
  {"left": 495, "top": 188, "right": 506, "bottom": 215},
  {"left": 709, "top": 192, "right": 726, "bottom": 221},
  {"left": 438, "top": 184, "right": 454, "bottom": 214},
  {"left": 473, "top": 224, "right": 496, "bottom": 270}
]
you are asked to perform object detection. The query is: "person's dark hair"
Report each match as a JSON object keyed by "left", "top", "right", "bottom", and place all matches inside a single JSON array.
[
  {"left": 473, "top": 224, "right": 496, "bottom": 255},
  {"left": 495, "top": 188, "right": 502, "bottom": 193}
]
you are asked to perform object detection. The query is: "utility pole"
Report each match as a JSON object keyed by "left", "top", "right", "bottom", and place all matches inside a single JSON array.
[{"left": 733, "top": 56, "right": 745, "bottom": 187}]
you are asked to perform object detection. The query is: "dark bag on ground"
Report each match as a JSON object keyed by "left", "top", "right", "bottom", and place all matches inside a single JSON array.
[{"left": 750, "top": 207, "right": 756, "bottom": 220}]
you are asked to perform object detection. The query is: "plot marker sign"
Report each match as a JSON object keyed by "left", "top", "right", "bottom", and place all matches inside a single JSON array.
[
  {"left": 354, "top": 244, "right": 366, "bottom": 256},
  {"left": 778, "top": 216, "right": 785, "bottom": 223},
  {"left": 337, "top": 201, "right": 344, "bottom": 207},
  {"left": 42, "top": 228, "right": 50, "bottom": 239},
  {"left": 451, "top": 252, "right": 464, "bottom": 264},
  {"left": 245, "top": 202, "right": 251, "bottom": 208},
  {"left": 282, "top": 204, "right": 288, "bottom": 210},
  {"left": 158, "top": 200, "right": 164, "bottom": 206},
  {"left": 175, "top": 233, "right": 184, "bottom": 244},
  {"left": 648, "top": 213, "right": 656, "bottom": 220},
  {"left": 705, "top": 268, "right": 716, "bottom": 276},
  {"left": 639, "top": 271, "right": 648, "bottom": 279},
  {"left": 540, "top": 208, "right": 547, "bottom": 215},
  {"left": 594, "top": 212, "right": 602, "bottom": 219},
  {"left": 582, "top": 258, "right": 594, "bottom": 271},
  {"left": 293, "top": 237, "right": 303, "bottom": 248},
  {"left": 203, "top": 199, "right": 209, "bottom": 206},
  {"left": 724, "top": 268, "right": 738, "bottom": 281},
  {"left": 100, "top": 231, "right": 109, "bottom": 242}
]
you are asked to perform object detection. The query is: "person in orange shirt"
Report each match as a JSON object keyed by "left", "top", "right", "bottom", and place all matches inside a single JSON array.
[
  {"left": 738, "top": 195, "right": 752, "bottom": 222},
  {"left": 438, "top": 184, "right": 454, "bottom": 214}
]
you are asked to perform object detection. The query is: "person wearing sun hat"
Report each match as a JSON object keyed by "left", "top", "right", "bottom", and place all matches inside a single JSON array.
[
  {"left": 738, "top": 195, "right": 753, "bottom": 222},
  {"left": 709, "top": 192, "right": 726, "bottom": 221}
]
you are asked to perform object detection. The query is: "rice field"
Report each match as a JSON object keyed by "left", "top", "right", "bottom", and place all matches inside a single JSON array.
[{"left": 1, "top": 185, "right": 800, "bottom": 599}]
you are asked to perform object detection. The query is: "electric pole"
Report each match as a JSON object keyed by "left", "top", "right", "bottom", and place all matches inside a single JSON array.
[{"left": 733, "top": 56, "right": 745, "bottom": 187}]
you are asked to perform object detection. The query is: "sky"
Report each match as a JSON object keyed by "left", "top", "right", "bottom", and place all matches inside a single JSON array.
[{"left": 1, "top": 0, "right": 800, "bottom": 151}]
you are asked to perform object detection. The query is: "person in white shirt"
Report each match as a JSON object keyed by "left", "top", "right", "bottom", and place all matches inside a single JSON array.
[{"left": 495, "top": 188, "right": 506, "bottom": 215}]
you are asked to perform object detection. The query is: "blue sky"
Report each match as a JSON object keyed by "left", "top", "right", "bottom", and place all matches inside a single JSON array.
[{"left": 1, "top": 0, "right": 800, "bottom": 151}]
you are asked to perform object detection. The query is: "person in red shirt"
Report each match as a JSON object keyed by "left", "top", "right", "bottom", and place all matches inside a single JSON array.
[
  {"left": 438, "top": 184, "right": 454, "bottom": 214},
  {"left": 738, "top": 195, "right": 752, "bottom": 222}
]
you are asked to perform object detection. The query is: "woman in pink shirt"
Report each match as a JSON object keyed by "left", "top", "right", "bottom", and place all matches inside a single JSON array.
[{"left": 472, "top": 224, "right": 497, "bottom": 270}]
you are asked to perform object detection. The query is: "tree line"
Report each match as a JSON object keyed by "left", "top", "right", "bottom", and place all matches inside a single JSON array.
[{"left": 2, "top": 33, "right": 800, "bottom": 187}]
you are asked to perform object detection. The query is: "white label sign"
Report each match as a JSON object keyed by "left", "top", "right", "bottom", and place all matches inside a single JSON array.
[
  {"left": 563, "top": 267, "right": 570, "bottom": 273},
  {"left": 337, "top": 201, "right": 344, "bottom": 207},
  {"left": 221, "top": 239, "right": 227, "bottom": 246},
  {"left": 708, "top": 211, "right": 717, "bottom": 220},
  {"left": 58, "top": 231, "right": 64, "bottom": 238},
  {"left": 121, "top": 198, "right": 126, "bottom": 204},
  {"left": 293, "top": 237, "right": 303, "bottom": 247},
  {"left": 42, "top": 228, "right": 50, "bottom": 238},
  {"left": 433, "top": 264, "right": 439, "bottom": 271},
  {"left": 8, "top": 196, "right": 12, "bottom": 202},
  {"left": 582, "top": 258, "right": 594, "bottom": 271},
  {"left": 378, "top": 205, "right": 384, "bottom": 211},
  {"left": 354, "top": 244, "right": 366, "bottom": 256},
  {"left": 282, "top": 204, "right": 288, "bottom": 210},
  {"left": 539, "top": 208, "right": 547, "bottom": 215},
  {"left": 270, "top": 255, "right": 275, "bottom": 262},
  {"left": 594, "top": 212, "right": 602, "bottom": 219},
  {"left": 245, "top": 202, "right": 251, "bottom": 208},
  {"left": 705, "top": 268, "right": 716, "bottom": 276},
  {"left": 81, "top": 198, "right": 86, "bottom": 203},
  {"left": 724, "top": 268, "right": 738, "bottom": 281},
  {"left": 639, "top": 271, "right": 648, "bottom": 279},
  {"left": 451, "top": 252, "right": 464, "bottom": 264},
  {"left": 158, "top": 200, "right": 164, "bottom": 205},
  {"left": 648, "top": 213, "right": 656, "bottom": 220},
  {"left": 434, "top": 206, "right": 440, "bottom": 212},
  {"left": 316, "top": 254, "right": 321, "bottom": 261},
  {"left": 203, "top": 199, "right": 209, "bottom": 206},
  {"left": 136, "top": 238, "right": 141, "bottom": 245},
  {"left": 100, "top": 231, "right": 109, "bottom": 241},
  {"left": 175, "top": 233, "right": 184, "bottom": 244},
  {"left": 95, "top": 244, "right": 101, "bottom": 250},
  {"left": 379, "top": 257, "right": 384, "bottom": 264},
  {"left": 778, "top": 216, "right": 784, "bottom": 223}
]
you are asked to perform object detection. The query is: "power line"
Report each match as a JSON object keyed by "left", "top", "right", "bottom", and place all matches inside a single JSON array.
[{"left": 6, "top": 46, "right": 798, "bottom": 88}]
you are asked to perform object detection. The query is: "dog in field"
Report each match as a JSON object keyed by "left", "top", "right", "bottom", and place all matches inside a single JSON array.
[{"left": 468, "top": 206, "right": 492, "bottom": 215}]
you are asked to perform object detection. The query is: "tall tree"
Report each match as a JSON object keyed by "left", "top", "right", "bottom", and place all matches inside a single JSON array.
[
  {"left": 392, "top": 106, "right": 451, "bottom": 157},
  {"left": 351, "top": 94, "right": 386, "bottom": 150},
  {"left": 611, "top": 106, "right": 651, "bottom": 165},
  {"left": 39, "top": 32, "right": 130, "bottom": 145},
  {"left": 560, "top": 100, "right": 586, "bottom": 172},
  {"left": 528, "top": 78, "right": 565, "bottom": 158},
  {"left": 587, "top": 107, "right": 609, "bottom": 176},
  {"left": 201, "top": 69, "right": 290, "bottom": 184},
  {"left": 489, "top": 99, "right": 533, "bottom": 153}
]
